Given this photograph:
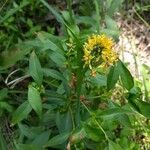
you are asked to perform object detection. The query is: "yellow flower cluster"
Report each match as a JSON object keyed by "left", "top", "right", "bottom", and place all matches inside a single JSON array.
[{"left": 83, "top": 34, "right": 118, "bottom": 74}]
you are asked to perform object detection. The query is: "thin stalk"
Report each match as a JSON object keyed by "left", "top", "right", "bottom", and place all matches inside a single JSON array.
[
  {"left": 133, "top": 7, "right": 150, "bottom": 28},
  {"left": 87, "top": 95, "right": 102, "bottom": 99},
  {"left": 0, "top": 0, "right": 8, "bottom": 12},
  {"left": 94, "top": 119, "right": 109, "bottom": 141},
  {"left": 81, "top": 101, "right": 109, "bottom": 141},
  {"left": 75, "top": 37, "right": 84, "bottom": 126},
  {"left": 130, "top": 31, "right": 139, "bottom": 77},
  {"left": 141, "top": 67, "right": 149, "bottom": 100},
  {"left": 69, "top": 107, "right": 75, "bottom": 130}
]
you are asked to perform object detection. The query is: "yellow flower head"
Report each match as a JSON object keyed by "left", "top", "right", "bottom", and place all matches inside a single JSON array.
[{"left": 83, "top": 34, "right": 118, "bottom": 73}]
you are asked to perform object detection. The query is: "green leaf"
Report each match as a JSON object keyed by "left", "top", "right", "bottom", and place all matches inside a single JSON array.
[
  {"left": 49, "top": 52, "right": 66, "bottom": 67},
  {"left": 127, "top": 87, "right": 150, "bottom": 118},
  {"left": 12, "top": 101, "right": 32, "bottom": 125},
  {"left": 39, "top": 0, "right": 65, "bottom": 25},
  {"left": 109, "top": 140, "right": 122, "bottom": 150},
  {"left": 18, "top": 123, "right": 38, "bottom": 139},
  {"left": 44, "top": 132, "right": 70, "bottom": 148},
  {"left": 15, "top": 143, "right": 39, "bottom": 150},
  {"left": 135, "top": 100, "right": 150, "bottom": 119},
  {"left": 107, "top": 0, "right": 123, "bottom": 16},
  {"left": 28, "top": 85, "right": 42, "bottom": 118},
  {"left": 39, "top": 0, "right": 76, "bottom": 38},
  {"left": 42, "top": 68, "right": 65, "bottom": 81},
  {"left": 107, "top": 64, "right": 119, "bottom": 90},
  {"left": 0, "top": 101, "right": 13, "bottom": 112},
  {"left": 32, "top": 130, "right": 51, "bottom": 148},
  {"left": 70, "top": 128, "right": 86, "bottom": 144},
  {"left": 116, "top": 114, "right": 132, "bottom": 127},
  {"left": 105, "top": 15, "right": 118, "bottom": 30},
  {"left": 56, "top": 111, "right": 73, "bottom": 133},
  {"left": 118, "top": 61, "right": 134, "bottom": 90},
  {"left": 0, "top": 88, "right": 8, "bottom": 100},
  {"left": 29, "top": 51, "right": 43, "bottom": 85},
  {"left": 127, "top": 88, "right": 141, "bottom": 112},
  {"left": 101, "top": 28, "right": 120, "bottom": 40},
  {"left": 84, "top": 124, "right": 104, "bottom": 142},
  {"left": 0, "top": 43, "right": 31, "bottom": 70},
  {"left": 0, "top": 1, "right": 30, "bottom": 24},
  {"left": 76, "top": 16, "right": 96, "bottom": 26},
  {"left": 90, "top": 74, "right": 107, "bottom": 87},
  {"left": 62, "top": 10, "right": 80, "bottom": 35},
  {"left": 97, "top": 108, "right": 133, "bottom": 118},
  {"left": 37, "top": 32, "right": 63, "bottom": 54}
]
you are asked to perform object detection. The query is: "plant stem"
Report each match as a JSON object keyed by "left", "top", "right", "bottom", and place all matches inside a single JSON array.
[
  {"left": 133, "top": 7, "right": 150, "bottom": 28},
  {"left": 69, "top": 107, "right": 75, "bottom": 130},
  {"left": 75, "top": 36, "right": 84, "bottom": 126},
  {"left": 94, "top": 118, "right": 109, "bottom": 141},
  {"left": 81, "top": 101, "right": 109, "bottom": 141}
]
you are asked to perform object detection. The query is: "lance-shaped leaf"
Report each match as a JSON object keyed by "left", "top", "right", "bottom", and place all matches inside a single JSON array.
[
  {"left": 28, "top": 85, "right": 42, "bottom": 118},
  {"left": 12, "top": 101, "right": 32, "bottom": 125},
  {"left": 29, "top": 52, "right": 43, "bottom": 85},
  {"left": 118, "top": 60, "right": 134, "bottom": 90}
]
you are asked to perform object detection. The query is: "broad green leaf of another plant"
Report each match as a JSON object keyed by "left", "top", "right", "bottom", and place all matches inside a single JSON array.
[
  {"left": 118, "top": 61, "right": 134, "bottom": 90},
  {"left": 29, "top": 51, "right": 43, "bottom": 85},
  {"left": 127, "top": 87, "right": 150, "bottom": 119},
  {"left": 28, "top": 85, "right": 42, "bottom": 118},
  {"left": 12, "top": 101, "right": 32, "bottom": 125},
  {"left": 135, "top": 100, "right": 150, "bottom": 119},
  {"left": 107, "top": 64, "right": 119, "bottom": 90}
]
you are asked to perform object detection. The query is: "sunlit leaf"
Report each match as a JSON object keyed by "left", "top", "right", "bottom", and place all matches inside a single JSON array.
[
  {"left": 29, "top": 51, "right": 43, "bottom": 85},
  {"left": 28, "top": 85, "right": 42, "bottom": 118}
]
